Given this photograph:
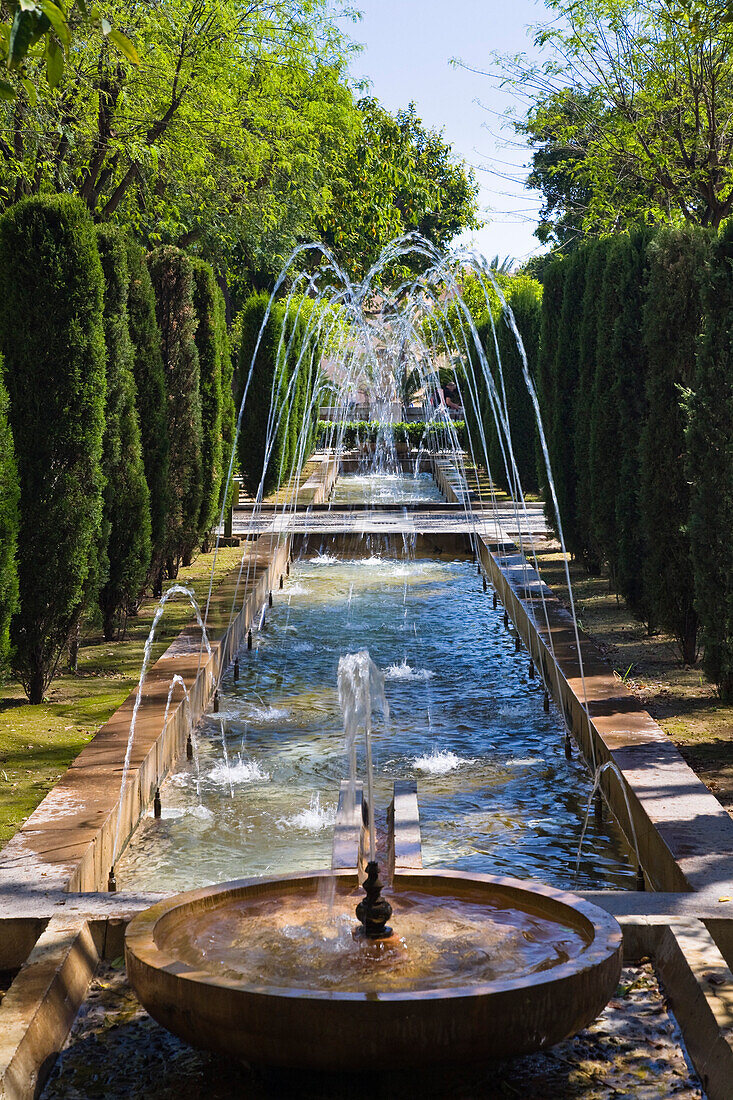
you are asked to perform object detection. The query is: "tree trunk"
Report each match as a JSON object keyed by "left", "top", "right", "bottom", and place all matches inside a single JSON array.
[
  {"left": 68, "top": 620, "right": 80, "bottom": 673},
  {"left": 28, "top": 666, "right": 45, "bottom": 705}
]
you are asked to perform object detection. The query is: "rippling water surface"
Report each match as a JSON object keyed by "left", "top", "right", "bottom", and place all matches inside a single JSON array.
[
  {"left": 330, "top": 472, "right": 444, "bottom": 505},
  {"left": 116, "top": 556, "right": 635, "bottom": 892}
]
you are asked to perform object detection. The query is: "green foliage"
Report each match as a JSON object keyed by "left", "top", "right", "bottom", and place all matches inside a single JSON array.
[
  {"left": 148, "top": 246, "right": 201, "bottom": 575},
  {"left": 315, "top": 421, "right": 469, "bottom": 451},
  {"left": 536, "top": 260, "right": 565, "bottom": 507},
  {"left": 504, "top": 0, "right": 733, "bottom": 244},
  {"left": 95, "top": 225, "right": 152, "bottom": 640},
  {"left": 550, "top": 250, "right": 587, "bottom": 553},
  {"left": 641, "top": 226, "right": 710, "bottom": 662},
  {"left": 0, "top": 1, "right": 358, "bottom": 298},
  {"left": 0, "top": 1, "right": 138, "bottom": 100},
  {"left": 495, "top": 281, "right": 542, "bottom": 495},
  {"left": 318, "top": 98, "right": 480, "bottom": 282},
  {"left": 611, "top": 230, "right": 651, "bottom": 619},
  {"left": 574, "top": 239, "right": 608, "bottom": 571},
  {"left": 236, "top": 293, "right": 319, "bottom": 498},
  {"left": 686, "top": 221, "right": 733, "bottom": 698},
  {"left": 191, "top": 260, "right": 224, "bottom": 545},
  {"left": 0, "top": 365, "right": 18, "bottom": 680},
  {"left": 0, "top": 194, "right": 106, "bottom": 703},
  {"left": 126, "top": 236, "right": 169, "bottom": 577},
  {"left": 589, "top": 238, "right": 627, "bottom": 579}
]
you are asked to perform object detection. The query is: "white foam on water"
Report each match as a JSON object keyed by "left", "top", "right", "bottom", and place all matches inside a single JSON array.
[
  {"left": 413, "top": 749, "right": 475, "bottom": 775},
  {"left": 241, "top": 705, "right": 289, "bottom": 724},
  {"left": 384, "top": 659, "right": 435, "bottom": 682},
  {"left": 208, "top": 759, "right": 270, "bottom": 785},
  {"left": 507, "top": 757, "right": 544, "bottom": 767},
  {"left": 277, "top": 793, "right": 335, "bottom": 832},
  {"left": 286, "top": 583, "right": 310, "bottom": 595},
  {"left": 309, "top": 553, "right": 339, "bottom": 565}
]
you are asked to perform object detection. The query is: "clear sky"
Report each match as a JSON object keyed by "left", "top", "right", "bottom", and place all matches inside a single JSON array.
[{"left": 345, "top": 0, "right": 547, "bottom": 267}]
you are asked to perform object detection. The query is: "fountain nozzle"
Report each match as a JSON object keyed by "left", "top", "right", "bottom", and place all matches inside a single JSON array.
[
  {"left": 107, "top": 866, "right": 117, "bottom": 892},
  {"left": 355, "top": 861, "right": 393, "bottom": 939}
]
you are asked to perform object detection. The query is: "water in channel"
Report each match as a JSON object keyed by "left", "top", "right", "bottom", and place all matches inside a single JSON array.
[
  {"left": 330, "top": 471, "right": 445, "bottom": 506},
  {"left": 115, "top": 554, "right": 635, "bottom": 893}
]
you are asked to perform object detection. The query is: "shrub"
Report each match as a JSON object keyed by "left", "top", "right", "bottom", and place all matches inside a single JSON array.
[
  {"left": 0, "top": 366, "right": 18, "bottom": 679},
  {"left": 96, "top": 226, "right": 152, "bottom": 640},
  {"left": 148, "top": 246, "right": 202, "bottom": 574},
  {"left": 126, "top": 237, "right": 169, "bottom": 584},
  {"left": 191, "top": 261, "right": 225, "bottom": 545},
  {"left": 641, "top": 226, "right": 710, "bottom": 664},
  {"left": 0, "top": 195, "right": 106, "bottom": 703},
  {"left": 686, "top": 221, "right": 733, "bottom": 699}
]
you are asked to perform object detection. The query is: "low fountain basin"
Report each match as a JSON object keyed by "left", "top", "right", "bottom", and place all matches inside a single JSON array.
[{"left": 125, "top": 868, "right": 622, "bottom": 1072}]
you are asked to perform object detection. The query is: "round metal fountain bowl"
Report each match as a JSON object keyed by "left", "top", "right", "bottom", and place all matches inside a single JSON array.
[{"left": 124, "top": 869, "right": 622, "bottom": 1072}]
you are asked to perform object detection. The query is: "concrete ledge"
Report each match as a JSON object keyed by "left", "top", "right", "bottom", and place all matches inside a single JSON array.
[
  {"left": 0, "top": 918, "right": 98, "bottom": 1100},
  {"left": 655, "top": 920, "right": 733, "bottom": 1100},
  {"left": 0, "top": 534, "right": 289, "bottom": 899},
  {"left": 388, "top": 779, "right": 422, "bottom": 873}
]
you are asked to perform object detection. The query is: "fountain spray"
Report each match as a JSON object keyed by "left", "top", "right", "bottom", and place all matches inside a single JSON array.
[{"left": 338, "top": 650, "right": 393, "bottom": 939}]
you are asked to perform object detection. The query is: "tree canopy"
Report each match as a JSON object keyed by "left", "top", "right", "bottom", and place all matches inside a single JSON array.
[
  {"left": 502, "top": 0, "right": 733, "bottom": 248},
  {"left": 316, "top": 97, "right": 480, "bottom": 280}
]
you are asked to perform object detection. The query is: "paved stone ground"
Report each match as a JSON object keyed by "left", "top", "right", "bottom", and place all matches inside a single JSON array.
[{"left": 42, "top": 963, "right": 702, "bottom": 1099}]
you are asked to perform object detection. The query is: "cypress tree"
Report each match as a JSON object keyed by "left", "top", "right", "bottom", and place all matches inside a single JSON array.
[
  {"left": 536, "top": 260, "right": 565, "bottom": 519},
  {"left": 96, "top": 226, "right": 152, "bottom": 640},
  {"left": 191, "top": 260, "right": 225, "bottom": 546},
  {"left": 237, "top": 293, "right": 290, "bottom": 498},
  {"left": 495, "top": 280, "right": 542, "bottom": 495},
  {"left": 0, "top": 367, "right": 18, "bottom": 679},
  {"left": 550, "top": 250, "right": 587, "bottom": 553},
  {"left": 686, "top": 221, "right": 733, "bottom": 700},
  {"left": 574, "top": 239, "right": 607, "bottom": 572},
  {"left": 126, "top": 237, "right": 169, "bottom": 585},
  {"left": 148, "top": 246, "right": 202, "bottom": 575},
  {"left": 641, "top": 226, "right": 710, "bottom": 664},
  {"left": 589, "top": 239, "right": 626, "bottom": 582},
  {"left": 0, "top": 195, "right": 106, "bottom": 703},
  {"left": 611, "top": 230, "right": 651, "bottom": 620}
]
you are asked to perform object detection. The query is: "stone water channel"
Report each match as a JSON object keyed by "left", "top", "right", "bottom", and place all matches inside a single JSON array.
[
  {"left": 41, "top": 467, "right": 705, "bottom": 1100},
  {"left": 115, "top": 470, "right": 635, "bottom": 893}
]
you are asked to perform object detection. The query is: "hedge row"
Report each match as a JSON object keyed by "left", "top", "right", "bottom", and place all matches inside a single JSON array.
[
  {"left": 540, "top": 225, "right": 733, "bottom": 699},
  {"left": 464, "top": 281, "right": 542, "bottom": 495},
  {"left": 315, "top": 420, "right": 469, "bottom": 451},
  {"left": 0, "top": 195, "right": 235, "bottom": 702},
  {"left": 237, "top": 293, "right": 320, "bottom": 498}
]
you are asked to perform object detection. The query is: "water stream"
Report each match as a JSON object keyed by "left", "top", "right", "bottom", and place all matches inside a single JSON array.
[{"left": 115, "top": 553, "right": 635, "bottom": 892}]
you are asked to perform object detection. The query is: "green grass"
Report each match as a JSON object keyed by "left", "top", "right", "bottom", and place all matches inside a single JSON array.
[{"left": 0, "top": 546, "right": 245, "bottom": 848}]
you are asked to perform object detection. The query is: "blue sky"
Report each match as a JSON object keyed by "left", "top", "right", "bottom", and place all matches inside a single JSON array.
[{"left": 345, "top": 0, "right": 547, "bottom": 266}]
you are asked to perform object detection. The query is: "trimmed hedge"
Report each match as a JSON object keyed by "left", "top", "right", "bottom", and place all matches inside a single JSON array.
[
  {"left": 641, "top": 226, "right": 709, "bottom": 664},
  {"left": 191, "top": 260, "right": 225, "bottom": 544},
  {"left": 148, "top": 246, "right": 202, "bottom": 574},
  {"left": 237, "top": 293, "right": 318, "bottom": 498},
  {"left": 315, "top": 420, "right": 469, "bottom": 451},
  {"left": 0, "top": 195, "right": 106, "bottom": 703},
  {"left": 96, "top": 225, "right": 152, "bottom": 640},
  {"left": 126, "top": 237, "right": 169, "bottom": 583},
  {"left": 687, "top": 222, "right": 733, "bottom": 698},
  {"left": 0, "top": 364, "right": 18, "bottom": 680}
]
